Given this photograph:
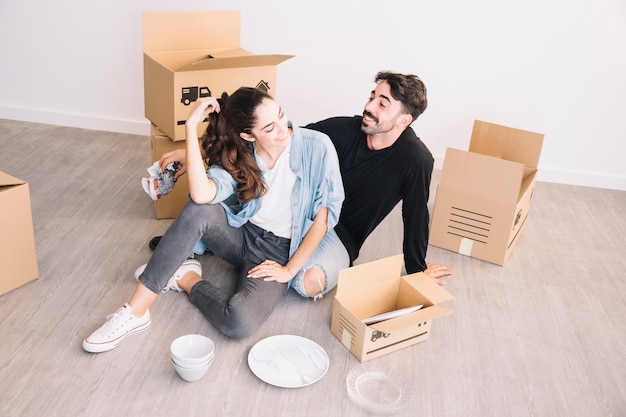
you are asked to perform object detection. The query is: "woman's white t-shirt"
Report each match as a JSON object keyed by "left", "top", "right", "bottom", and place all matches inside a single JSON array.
[{"left": 250, "top": 144, "right": 296, "bottom": 239}]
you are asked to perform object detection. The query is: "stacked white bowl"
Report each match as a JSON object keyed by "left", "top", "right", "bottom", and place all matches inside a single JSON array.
[{"left": 170, "top": 334, "right": 215, "bottom": 382}]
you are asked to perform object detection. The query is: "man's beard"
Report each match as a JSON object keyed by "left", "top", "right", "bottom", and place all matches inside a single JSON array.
[
  {"left": 360, "top": 110, "right": 379, "bottom": 134},
  {"left": 361, "top": 110, "right": 394, "bottom": 135}
]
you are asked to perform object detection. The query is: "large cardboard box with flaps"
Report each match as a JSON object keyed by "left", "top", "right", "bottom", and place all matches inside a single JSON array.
[
  {"left": 0, "top": 171, "right": 39, "bottom": 295},
  {"left": 143, "top": 11, "right": 293, "bottom": 141},
  {"left": 331, "top": 255, "right": 454, "bottom": 362},
  {"left": 429, "top": 120, "right": 544, "bottom": 265}
]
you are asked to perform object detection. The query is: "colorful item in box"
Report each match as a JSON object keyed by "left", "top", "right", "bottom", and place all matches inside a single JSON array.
[{"left": 142, "top": 161, "right": 182, "bottom": 200}]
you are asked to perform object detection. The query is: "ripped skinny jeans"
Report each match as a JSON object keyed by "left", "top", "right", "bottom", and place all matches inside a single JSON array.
[{"left": 138, "top": 201, "right": 289, "bottom": 339}]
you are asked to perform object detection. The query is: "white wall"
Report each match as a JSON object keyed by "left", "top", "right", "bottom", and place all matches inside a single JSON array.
[{"left": 1, "top": 0, "right": 625, "bottom": 190}]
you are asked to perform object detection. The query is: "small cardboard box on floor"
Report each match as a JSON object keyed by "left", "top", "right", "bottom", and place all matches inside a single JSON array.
[
  {"left": 143, "top": 10, "right": 293, "bottom": 141},
  {"left": 429, "top": 120, "right": 544, "bottom": 265},
  {"left": 0, "top": 172, "right": 39, "bottom": 295},
  {"left": 331, "top": 255, "right": 454, "bottom": 362}
]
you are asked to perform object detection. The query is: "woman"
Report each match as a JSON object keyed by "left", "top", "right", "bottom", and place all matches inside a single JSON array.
[{"left": 83, "top": 87, "right": 344, "bottom": 352}]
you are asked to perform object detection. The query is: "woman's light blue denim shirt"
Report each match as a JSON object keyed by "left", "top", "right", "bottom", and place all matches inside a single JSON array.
[{"left": 202, "top": 122, "right": 344, "bottom": 259}]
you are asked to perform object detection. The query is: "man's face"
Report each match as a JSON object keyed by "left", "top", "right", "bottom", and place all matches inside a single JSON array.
[{"left": 361, "top": 81, "right": 406, "bottom": 135}]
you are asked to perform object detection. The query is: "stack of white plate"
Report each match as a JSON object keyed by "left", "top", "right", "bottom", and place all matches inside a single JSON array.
[{"left": 170, "top": 334, "right": 215, "bottom": 382}]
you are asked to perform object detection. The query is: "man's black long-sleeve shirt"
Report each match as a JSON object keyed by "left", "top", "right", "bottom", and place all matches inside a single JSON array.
[{"left": 305, "top": 116, "right": 434, "bottom": 273}]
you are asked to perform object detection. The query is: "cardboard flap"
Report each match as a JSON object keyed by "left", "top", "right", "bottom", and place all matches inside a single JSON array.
[
  {"left": 371, "top": 305, "right": 454, "bottom": 332},
  {"left": 469, "top": 120, "right": 544, "bottom": 168},
  {"left": 179, "top": 54, "right": 294, "bottom": 72},
  {"left": 337, "top": 254, "right": 404, "bottom": 295},
  {"left": 0, "top": 171, "right": 26, "bottom": 188},
  {"left": 403, "top": 272, "right": 455, "bottom": 305},
  {"left": 440, "top": 147, "right": 526, "bottom": 203},
  {"left": 143, "top": 11, "right": 240, "bottom": 52}
]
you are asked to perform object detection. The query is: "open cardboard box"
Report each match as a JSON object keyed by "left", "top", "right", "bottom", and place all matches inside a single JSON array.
[
  {"left": 429, "top": 120, "right": 544, "bottom": 265},
  {"left": 143, "top": 11, "right": 293, "bottom": 141},
  {"left": 0, "top": 171, "right": 39, "bottom": 295},
  {"left": 331, "top": 255, "right": 454, "bottom": 362}
]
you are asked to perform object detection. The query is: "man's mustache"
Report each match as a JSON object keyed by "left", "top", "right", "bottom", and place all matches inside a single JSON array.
[{"left": 363, "top": 110, "right": 378, "bottom": 123}]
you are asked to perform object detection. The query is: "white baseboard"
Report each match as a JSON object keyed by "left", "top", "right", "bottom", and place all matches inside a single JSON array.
[
  {"left": 0, "top": 104, "right": 151, "bottom": 136},
  {"left": 535, "top": 168, "right": 626, "bottom": 191},
  {"left": 433, "top": 156, "right": 625, "bottom": 191}
]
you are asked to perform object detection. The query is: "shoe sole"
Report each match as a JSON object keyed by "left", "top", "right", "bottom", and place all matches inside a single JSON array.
[{"left": 82, "top": 319, "right": 152, "bottom": 353}]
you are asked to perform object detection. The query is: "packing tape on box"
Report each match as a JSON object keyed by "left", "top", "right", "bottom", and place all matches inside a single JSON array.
[
  {"left": 459, "top": 238, "right": 473, "bottom": 256},
  {"left": 342, "top": 329, "right": 352, "bottom": 349}
]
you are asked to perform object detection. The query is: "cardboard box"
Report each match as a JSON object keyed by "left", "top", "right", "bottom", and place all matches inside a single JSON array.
[
  {"left": 150, "top": 125, "right": 202, "bottom": 219},
  {"left": 143, "top": 11, "right": 293, "bottom": 141},
  {"left": 331, "top": 255, "right": 454, "bottom": 362},
  {"left": 0, "top": 171, "right": 39, "bottom": 295},
  {"left": 429, "top": 120, "right": 544, "bottom": 265}
]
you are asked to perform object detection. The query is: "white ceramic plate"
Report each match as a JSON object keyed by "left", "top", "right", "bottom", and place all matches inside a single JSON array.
[
  {"left": 247, "top": 335, "right": 329, "bottom": 388},
  {"left": 361, "top": 305, "right": 423, "bottom": 325}
]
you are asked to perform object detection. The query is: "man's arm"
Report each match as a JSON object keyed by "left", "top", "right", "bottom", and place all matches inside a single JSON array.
[{"left": 400, "top": 140, "right": 452, "bottom": 285}]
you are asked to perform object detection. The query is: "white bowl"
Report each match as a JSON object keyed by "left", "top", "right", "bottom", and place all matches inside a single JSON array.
[
  {"left": 171, "top": 358, "right": 212, "bottom": 382},
  {"left": 171, "top": 354, "right": 213, "bottom": 369},
  {"left": 170, "top": 334, "right": 215, "bottom": 365}
]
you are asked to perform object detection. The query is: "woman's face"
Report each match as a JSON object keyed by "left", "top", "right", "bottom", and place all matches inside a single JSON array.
[{"left": 243, "top": 98, "right": 291, "bottom": 151}]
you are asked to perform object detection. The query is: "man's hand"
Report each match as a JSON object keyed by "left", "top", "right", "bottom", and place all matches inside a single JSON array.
[{"left": 423, "top": 263, "right": 452, "bottom": 286}]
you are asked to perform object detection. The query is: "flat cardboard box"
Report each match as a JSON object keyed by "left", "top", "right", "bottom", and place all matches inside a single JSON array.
[
  {"left": 150, "top": 125, "right": 203, "bottom": 219},
  {"left": 429, "top": 120, "right": 544, "bottom": 265},
  {"left": 143, "top": 11, "right": 293, "bottom": 141},
  {"left": 0, "top": 171, "right": 39, "bottom": 295},
  {"left": 331, "top": 255, "right": 454, "bottom": 362}
]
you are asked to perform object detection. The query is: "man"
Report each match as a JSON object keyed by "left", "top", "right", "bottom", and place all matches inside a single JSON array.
[
  {"left": 150, "top": 71, "right": 452, "bottom": 298},
  {"left": 288, "top": 71, "right": 451, "bottom": 298}
]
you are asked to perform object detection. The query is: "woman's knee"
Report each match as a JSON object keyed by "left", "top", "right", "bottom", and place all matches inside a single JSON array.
[
  {"left": 221, "top": 322, "right": 254, "bottom": 339},
  {"left": 217, "top": 295, "right": 279, "bottom": 339},
  {"left": 302, "top": 266, "right": 326, "bottom": 298},
  {"left": 218, "top": 309, "right": 261, "bottom": 339},
  {"left": 174, "top": 202, "right": 225, "bottom": 236},
  {"left": 178, "top": 201, "right": 216, "bottom": 223}
]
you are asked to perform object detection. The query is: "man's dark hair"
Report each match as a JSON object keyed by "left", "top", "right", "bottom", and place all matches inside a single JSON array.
[{"left": 375, "top": 71, "right": 428, "bottom": 122}]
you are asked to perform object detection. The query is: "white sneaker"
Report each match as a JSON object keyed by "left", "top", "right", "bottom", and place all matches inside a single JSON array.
[
  {"left": 163, "top": 259, "right": 202, "bottom": 293},
  {"left": 134, "top": 264, "right": 146, "bottom": 280},
  {"left": 134, "top": 259, "right": 202, "bottom": 293},
  {"left": 82, "top": 304, "right": 151, "bottom": 353}
]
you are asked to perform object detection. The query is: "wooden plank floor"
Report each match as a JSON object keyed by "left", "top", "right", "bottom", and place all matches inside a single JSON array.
[{"left": 0, "top": 118, "right": 625, "bottom": 417}]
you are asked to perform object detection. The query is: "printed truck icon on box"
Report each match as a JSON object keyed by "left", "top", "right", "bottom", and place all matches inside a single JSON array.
[{"left": 181, "top": 87, "right": 211, "bottom": 106}]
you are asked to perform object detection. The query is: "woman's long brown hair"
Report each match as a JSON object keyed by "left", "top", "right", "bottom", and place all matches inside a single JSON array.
[{"left": 202, "top": 87, "right": 269, "bottom": 204}]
